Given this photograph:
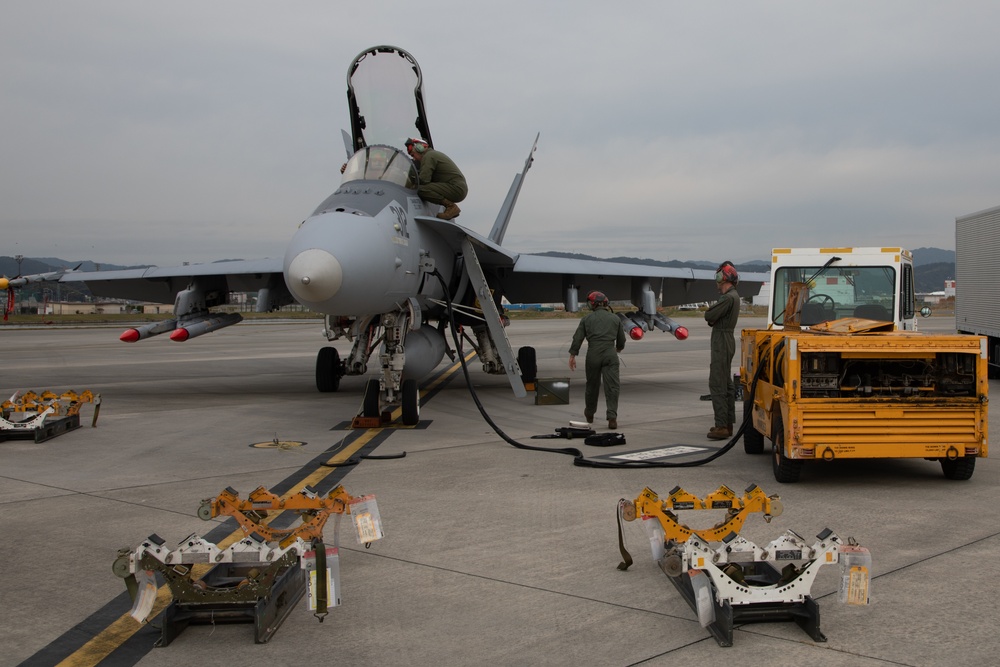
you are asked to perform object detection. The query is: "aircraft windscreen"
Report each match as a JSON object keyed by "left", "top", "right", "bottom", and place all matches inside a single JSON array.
[
  {"left": 349, "top": 47, "right": 424, "bottom": 149},
  {"left": 341, "top": 145, "right": 417, "bottom": 188}
]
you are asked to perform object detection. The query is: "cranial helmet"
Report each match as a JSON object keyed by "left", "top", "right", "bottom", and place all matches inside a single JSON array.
[
  {"left": 405, "top": 137, "right": 429, "bottom": 154},
  {"left": 715, "top": 261, "right": 739, "bottom": 285},
  {"left": 587, "top": 291, "right": 609, "bottom": 309}
]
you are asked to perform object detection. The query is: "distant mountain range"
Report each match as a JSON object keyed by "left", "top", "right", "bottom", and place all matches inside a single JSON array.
[
  {"left": 2, "top": 247, "right": 957, "bottom": 300},
  {"left": 534, "top": 247, "right": 955, "bottom": 293}
]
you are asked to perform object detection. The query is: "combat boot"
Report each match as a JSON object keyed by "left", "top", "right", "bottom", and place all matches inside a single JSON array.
[
  {"left": 584, "top": 409, "right": 594, "bottom": 424},
  {"left": 437, "top": 199, "right": 461, "bottom": 220},
  {"left": 608, "top": 418, "right": 618, "bottom": 430},
  {"left": 706, "top": 425, "right": 732, "bottom": 440}
]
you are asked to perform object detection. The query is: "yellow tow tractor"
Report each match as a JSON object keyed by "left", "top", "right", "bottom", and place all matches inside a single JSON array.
[{"left": 741, "top": 247, "right": 989, "bottom": 482}]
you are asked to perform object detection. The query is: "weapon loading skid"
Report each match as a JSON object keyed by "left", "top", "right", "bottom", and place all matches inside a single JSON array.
[
  {"left": 620, "top": 485, "right": 870, "bottom": 646},
  {"left": 114, "top": 484, "right": 383, "bottom": 645},
  {"left": 1, "top": 389, "right": 99, "bottom": 443}
]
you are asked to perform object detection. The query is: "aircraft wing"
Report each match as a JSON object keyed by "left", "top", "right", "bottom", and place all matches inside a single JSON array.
[
  {"left": 501, "top": 254, "right": 767, "bottom": 307},
  {"left": 57, "top": 258, "right": 290, "bottom": 307},
  {"left": 415, "top": 216, "right": 766, "bottom": 308}
]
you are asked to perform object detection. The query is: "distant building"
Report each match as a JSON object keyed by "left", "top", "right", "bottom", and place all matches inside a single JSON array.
[
  {"left": 922, "top": 280, "right": 956, "bottom": 305},
  {"left": 752, "top": 283, "right": 771, "bottom": 307},
  {"left": 45, "top": 301, "right": 128, "bottom": 315}
]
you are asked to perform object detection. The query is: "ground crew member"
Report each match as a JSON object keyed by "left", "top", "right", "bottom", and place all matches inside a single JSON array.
[
  {"left": 568, "top": 291, "right": 626, "bottom": 430},
  {"left": 705, "top": 262, "right": 741, "bottom": 440},
  {"left": 405, "top": 138, "right": 468, "bottom": 220}
]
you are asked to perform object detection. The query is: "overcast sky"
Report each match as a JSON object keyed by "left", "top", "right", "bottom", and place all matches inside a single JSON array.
[{"left": 3, "top": 1, "right": 999, "bottom": 267}]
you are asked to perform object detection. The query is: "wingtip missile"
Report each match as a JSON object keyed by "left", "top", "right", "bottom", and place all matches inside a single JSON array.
[{"left": 0, "top": 270, "right": 68, "bottom": 289}]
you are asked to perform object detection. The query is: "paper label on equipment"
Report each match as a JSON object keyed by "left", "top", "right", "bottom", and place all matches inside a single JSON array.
[
  {"left": 308, "top": 569, "right": 333, "bottom": 611},
  {"left": 350, "top": 496, "right": 384, "bottom": 544},
  {"left": 847, "top": 566, "right": 870, "bottom": 605}
]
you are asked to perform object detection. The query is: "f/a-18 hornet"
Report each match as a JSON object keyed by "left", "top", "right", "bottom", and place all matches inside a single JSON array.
[{"left": 2, "top": 45, "right": 764, "bottom": 425}]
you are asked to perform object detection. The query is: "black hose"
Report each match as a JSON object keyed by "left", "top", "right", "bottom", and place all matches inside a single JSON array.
[{"left": 431, "top": 269, "right": 763, "bottom": 469}]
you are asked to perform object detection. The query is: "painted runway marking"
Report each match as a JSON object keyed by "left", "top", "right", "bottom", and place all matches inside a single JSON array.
[{"left": 607, "top": 445, "right": 710, "bottom": 461}]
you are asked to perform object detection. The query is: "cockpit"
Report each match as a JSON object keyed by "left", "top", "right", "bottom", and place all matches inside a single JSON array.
[{"left": 341, "top": 144, "right": 418, "bottom": 189}]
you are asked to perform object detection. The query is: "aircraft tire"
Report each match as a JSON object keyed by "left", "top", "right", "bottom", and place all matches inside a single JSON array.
[
  {"left": 771, "top": 414, "right": 803, "bottom": 483},
  {"left": 316, "top": 347, "right": 342, "bottom": 392},
  {"left": 363, "top": 379, "right": 380, "bottom": 418},
  {"left": 402, "top": 379, "right": 420, "bottom": 426},
  {"left": 518, "top": 346, "right": 537, "bottom": 384},
  {"left": 940, "top": 456, "right": 975, "bottom": 480},
  {"left": 743, "top": 400, "right": 764, "bottom": 454}
]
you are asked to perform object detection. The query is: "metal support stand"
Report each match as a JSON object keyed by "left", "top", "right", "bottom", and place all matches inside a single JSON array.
[
  {"left": 0, "top": 414, "right": 80, "bottom": 443},
  {"left": 156, "top": 561, "right": 306, "bottom": 646},
  {"left": 667, "top": 561, "right": 825, "bottom": 647}
]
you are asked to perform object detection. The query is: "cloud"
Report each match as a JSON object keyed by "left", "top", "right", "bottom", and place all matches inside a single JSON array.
[{"left": 2, "top": 1, "right": 999, "bottom": 266}]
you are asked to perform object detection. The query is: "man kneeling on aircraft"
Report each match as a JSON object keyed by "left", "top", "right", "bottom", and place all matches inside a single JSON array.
[{"left": 405, "top": 137, "right": 468, "bottom": 220}]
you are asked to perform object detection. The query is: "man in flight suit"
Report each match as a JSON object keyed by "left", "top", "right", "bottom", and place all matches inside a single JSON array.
[
  {"left": 705, "top": 262, "right": 741, "bottom": 440},
  {"left": 405, "top": 138, "right": 468, "bottom": 220},
  {"left": 568, "top": 291, "right": 626, "bottom": 430}
]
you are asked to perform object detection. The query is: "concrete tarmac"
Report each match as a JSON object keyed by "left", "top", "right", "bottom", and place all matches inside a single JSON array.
[{"left": 1, "top": 316, "right": 996, "bottom": 666}]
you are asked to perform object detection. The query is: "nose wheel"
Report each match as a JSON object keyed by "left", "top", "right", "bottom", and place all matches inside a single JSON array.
[
  {"left": 363, "top": 379, "right": 380, "bottom": 418},
  {"left": 360, "top": 377, "right": 419, "bottom": 426},
  {"left": 401, "top": 379, "right": 420, "bottom": 426}
]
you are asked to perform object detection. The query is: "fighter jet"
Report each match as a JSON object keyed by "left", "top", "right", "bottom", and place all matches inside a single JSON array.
[{"left": 2, "top": 45, "right": 764, "bottom": 425}]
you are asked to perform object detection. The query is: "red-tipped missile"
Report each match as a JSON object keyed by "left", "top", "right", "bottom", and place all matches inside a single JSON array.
[
  {"left": 617, "top": 312, "right": 645, "bottom": 340},
  {"left": 652, "top": 314, "right": 689, "bottom": 340},
  {"left": 170, "top": 313, "right": 243, "bottom": 342},
  {"left": 120, "top": 319, "right": 178, "bottom": 342}
]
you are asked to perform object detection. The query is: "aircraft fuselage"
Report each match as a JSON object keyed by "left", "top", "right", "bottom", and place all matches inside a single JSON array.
[{"left": 284, "top": 161, "right": 454, "bottom": 318}]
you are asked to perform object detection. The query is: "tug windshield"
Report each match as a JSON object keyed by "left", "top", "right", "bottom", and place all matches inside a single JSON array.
[{"left": 773, "top": 265, "right": 897, "bottom": 327}]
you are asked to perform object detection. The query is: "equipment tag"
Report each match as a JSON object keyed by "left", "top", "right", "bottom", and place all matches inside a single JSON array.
[
  {"left": 846, "top": 565, "right": 870, "bottom": 605},
  {"left": 350, "top": 495, "right": 384, "bottom": 544}
]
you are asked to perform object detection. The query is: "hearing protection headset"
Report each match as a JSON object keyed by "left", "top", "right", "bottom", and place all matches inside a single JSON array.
[
  {"left": 715, "top": 261, "right": 739, "bottom": 285},
  {"left": 405, "top": 138, "right": 429, "bottom": 154},
  {"left": 587, "top": 291, "right": 609, "bottom": 309}
]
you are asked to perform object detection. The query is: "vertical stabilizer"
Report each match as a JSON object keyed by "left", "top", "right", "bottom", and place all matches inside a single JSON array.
[{"left": 488, "top": 133, "right": 539, "bottom": 245}]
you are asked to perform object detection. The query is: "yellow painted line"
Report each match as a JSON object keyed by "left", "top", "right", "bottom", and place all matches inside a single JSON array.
[
  {"left": 423, "top": 349, "right": 477, "bottom": 393},
  {"left": 56, "top": 431, "right": 379, "bottom": 667}
]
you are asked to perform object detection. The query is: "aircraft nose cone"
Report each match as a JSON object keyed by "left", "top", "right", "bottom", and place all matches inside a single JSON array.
[{"left": 287, "top": 248, "right": 343, "bottom": 303}]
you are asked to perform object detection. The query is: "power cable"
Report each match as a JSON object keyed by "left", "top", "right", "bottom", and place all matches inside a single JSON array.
[{"left": 430, "top": 269, "right": 764, "bottom": 469}]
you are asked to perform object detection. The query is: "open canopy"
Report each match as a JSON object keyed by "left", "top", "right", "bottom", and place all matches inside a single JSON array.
[{"left": 347, "top": 45, "right": 433, "bottom": 153}]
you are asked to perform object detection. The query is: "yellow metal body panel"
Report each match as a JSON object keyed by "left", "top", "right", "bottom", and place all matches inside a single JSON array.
[{"left": 740, "top": 327, "right": 989, "bottom": 462}]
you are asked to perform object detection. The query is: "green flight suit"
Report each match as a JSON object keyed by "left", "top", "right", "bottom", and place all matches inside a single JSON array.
[
  {"left": 416, "top": 149, "right": 468, "bottom": 205},
  {"left": 705, "top": 287, "right": 741, "bottom": 428},
  {"left": 569, "top": 306, "right": 626, "bottom": 420}
]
